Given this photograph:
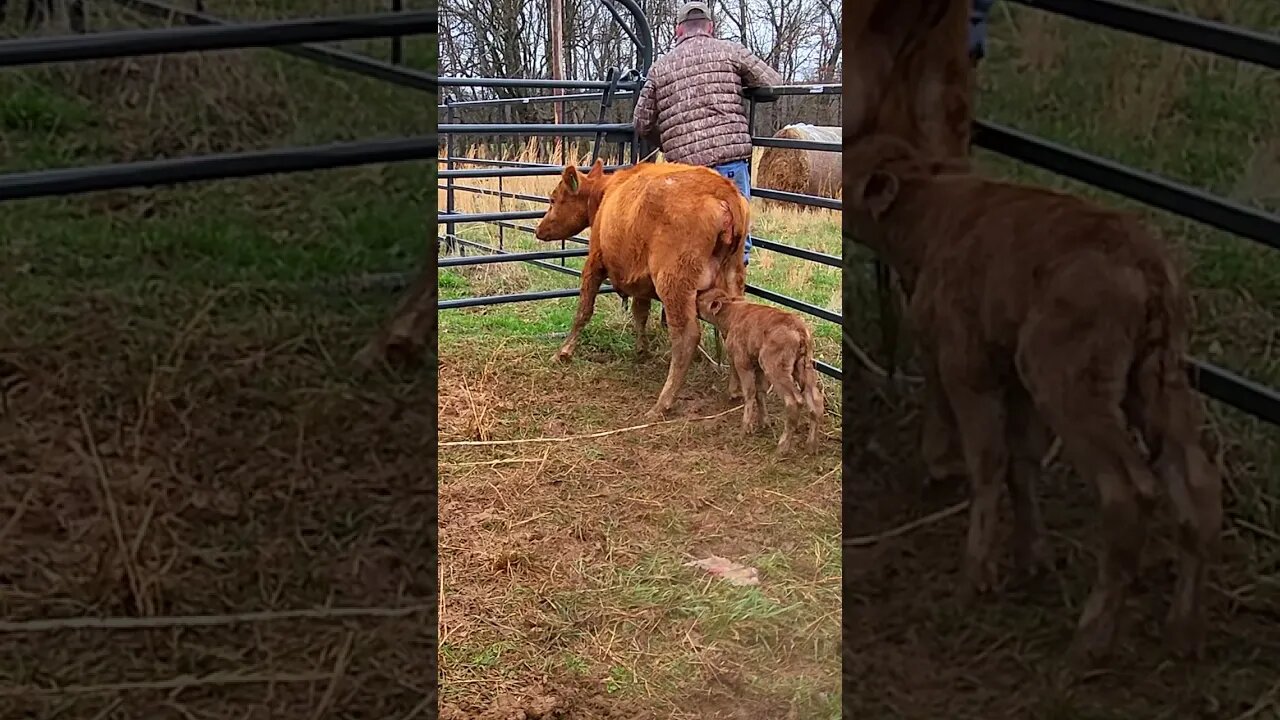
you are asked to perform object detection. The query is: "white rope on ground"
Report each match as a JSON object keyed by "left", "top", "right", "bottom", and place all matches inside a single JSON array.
[
  {"left": 0, "top": 604, "right": 433, "bottom": 634},
  {"left": 844, "top": 501, "right": 970, "bottom": 547},
  {"left": 440, "top": 404, "right": 744, "bottom": 447}
]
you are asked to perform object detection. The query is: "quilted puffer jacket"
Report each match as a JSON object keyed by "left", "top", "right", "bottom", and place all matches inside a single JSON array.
[{"left": 633, "top": 34, "right": 782, "bottom": 168}]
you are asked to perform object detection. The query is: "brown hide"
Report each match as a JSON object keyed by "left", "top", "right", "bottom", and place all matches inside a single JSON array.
[
  {"left": 842, "top": 0, "right": 977, "bottom": 484},
  {"left": 846, "top": 134, "right": 1223, "bottom": 663},
  {"left": 842, "top": 0, "right": 974, "bottom": 159},
  {"left": 354, "top": 252, "right": 435, "bottom": 369},
  {"left": 697, "top": 288, "right": 825, "bottom": 453},
  {"left": 535, "top": 159, "right": 750, "bottom": 419}
]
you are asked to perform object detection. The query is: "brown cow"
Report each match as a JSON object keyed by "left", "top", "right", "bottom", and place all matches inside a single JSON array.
[
  {"left": 844, "top": 0, "right": 974, "bottom": 161},
  {"left": 535, "top": 158, "right": 749, "bottom": 420},
  {"left": 844, "top": 134, "right": 1223, "bottom": 662},
  {"left": 696, "top": 288, "right": 825, "bottom": 452},
  {"left": 844, "top": 0, "right": 977, "bottom": 486}
]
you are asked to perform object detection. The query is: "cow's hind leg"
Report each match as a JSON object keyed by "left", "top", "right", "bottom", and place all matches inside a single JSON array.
[
  {"left": 631, "top": 297, "right": 652, "bottom": 359},
  {"left": 554, "top": 254, "right": 608, "bottom": 363},
  {"left": 647, "top": 281, "right": 698, "bottom": 420}
]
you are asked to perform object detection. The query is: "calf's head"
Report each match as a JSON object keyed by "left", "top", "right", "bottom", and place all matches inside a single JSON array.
[
  {"left": 844, "top": 134, "right": 968, "bottom": 251},
  {"left": 696, "top": 288, "right": 741, "bottom": 328},
  {"left": 535, "top": 158, "right": 606, "bottom": 241}
]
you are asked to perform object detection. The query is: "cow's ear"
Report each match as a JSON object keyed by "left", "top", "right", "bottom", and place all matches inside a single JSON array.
[
  {"left": 588, "top": 157, "right": 605, "bottom": 178},
  {"left": 562, "top": 165, "right": 580, "bottom": 193},
  {"left": 861, "top": 170, "right": 900, "bottom": 219}
]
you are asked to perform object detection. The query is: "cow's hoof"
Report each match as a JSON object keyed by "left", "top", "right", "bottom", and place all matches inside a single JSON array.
[
  {"left": 644, "top": 407, "right": 668, "bottom": 422},
  {"left": 552, "top": 349, "right": 574, "bottom": 364}
]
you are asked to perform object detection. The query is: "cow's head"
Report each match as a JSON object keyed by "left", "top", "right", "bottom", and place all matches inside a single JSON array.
[{"left": 535, "top": 158, "right": 606, "bottom": 242}]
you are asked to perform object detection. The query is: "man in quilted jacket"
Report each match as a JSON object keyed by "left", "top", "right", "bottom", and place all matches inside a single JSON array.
[{"left": 633, "top": 1, "right": 782, "bottom": 268}]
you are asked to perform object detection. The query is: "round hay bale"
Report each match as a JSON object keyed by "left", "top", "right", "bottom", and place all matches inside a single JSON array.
[{"left": 756, "top": 124, "right": 842, "bottom": 208}]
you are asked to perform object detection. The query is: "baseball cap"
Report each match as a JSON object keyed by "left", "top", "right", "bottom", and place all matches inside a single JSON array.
[{"left": 676, "top": 1, "right": 712, "bottom": 24}]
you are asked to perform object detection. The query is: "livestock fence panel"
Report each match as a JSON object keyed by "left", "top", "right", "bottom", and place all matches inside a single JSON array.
[
  {"left": 0, "top": 7, "right": 439, "bottom": 204},
  {"left": 434, "top": 0, "right": 843, "bottom": 381},
  {"left": 964, "top": 0, "right": 1280, "bottom": 426}
]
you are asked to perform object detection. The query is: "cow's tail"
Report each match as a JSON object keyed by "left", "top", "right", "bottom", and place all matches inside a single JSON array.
[{"left": 707, "top": 192, "right": 751, "bottom": 365}]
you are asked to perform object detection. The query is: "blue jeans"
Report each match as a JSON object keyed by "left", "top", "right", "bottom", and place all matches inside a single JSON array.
[{"left": 712, "top": 159, "right": 752, "bottom": 266}]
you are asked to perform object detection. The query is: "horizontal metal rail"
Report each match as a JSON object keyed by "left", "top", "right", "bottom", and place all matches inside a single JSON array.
[
  {"left": 435, "top": 83, "right": 840, "bottom": 110},
  {"left": 0, "top": 136, "right": 436, "bottom": 202},
  {"left": 440, "top": 239, "right": 842, "bottom": 380},
  {"left": 440, "top": 76, "right": 637, "bottom": 90},
  {"left": 1010, "top": 0, "right": 1279, "bottom": 70},
  {"left": 437, "top": 183, "right": 550, "bottom": 205},
  {"left": 442, "top": 157, "right": 583, "bottom": 169},
  {"left": 439, "top": 90, "right": 637, "bottom": 109},
  {"left": 439, "top": 156, "right": 841, "bottom": 212},
  {"left": 443, "top": 235, "right": 588, "bottom": 277},
  {"left": 440, "top": 123, "right": 633, "bottom": 137},
  {"left": 748, "top": 84, "right": 842, "bottom": 97},
  {"left": 752, "top": 137, "right": 840, "bottom": 152},
  {"left": 438, "top": 209, "right": 546, "bottom": 223},
  {"left": 112, "top": 0, "right": 438, "bottom": 94},
  {"left": 440, "top": 286, "right": 617, "bottom": 310},
  {"left": 749, "top": 237, "right": 840, "bottom": 268},
  {"left": 439, "top": 166, "right": 616, "bottom": 179},
  {"left": 973, "top": 121, "right": 1280, "bottom": 251},
  {"left": 1190, "top": 360, "right": 1280, "bottom": 425},
  {"left": 436, "top": 184, "right": 839, "bottom": 264},
  {"left": 440, "top": 248, "right": 588, "bottom": 267},
  {"left": 746, "top": 284, "right": 841, "bottom": 325},
  {"left": 753, "top": 187, "right": 842, "bottom": 211},
  {"left": 0, "top": 10, "right": 436, "bottom": 68}
]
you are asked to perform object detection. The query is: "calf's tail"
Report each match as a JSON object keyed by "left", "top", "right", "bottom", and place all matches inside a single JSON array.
[
  {"left": 1129, "top": 265, "right": 1221, "bottom": 571},
  {"left": 794, "top": 331, "right": 824, "bottom": 419}
]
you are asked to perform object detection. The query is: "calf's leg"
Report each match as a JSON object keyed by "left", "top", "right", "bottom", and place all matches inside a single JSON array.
[
  {"left": 763, "top": 353, "right": 805, "bottom": 453},
  {"left": 1006, "top": 392, "right": 1054, "bottom": 581},
  {"left": 734, "top": 354, "right": 761, "bottom": 433},
  {"left": 631, "top": 298, "right": 652, "bottom": 358},
  {"left": 944, "top": 381, "right": 1010, "bottom": 597},
  {"left": 647, "top": 282, "right": 699, "bottom": 419},
  {"left": 1138, "top": 382, "right": 1221, "bottom": 657},
  {"left": 1020, "top": 329, "right": 1157, "bottom": 663},
  {"left": 555, "top": 255, "right": 608, "bottom": 363},
  {"left": 922, "top": 358, "right": 969, "bottom": 486}
]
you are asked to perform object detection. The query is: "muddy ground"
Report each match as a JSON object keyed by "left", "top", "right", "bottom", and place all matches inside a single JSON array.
[
  {"left": 0, "top": 287, "right": 436, "bottom": 719},
  {"left": 435, "top": 306, "right": 841, "bottom": 719},
  {"left": 841, "top": 377, "right": 1280, "bottom": 720}
]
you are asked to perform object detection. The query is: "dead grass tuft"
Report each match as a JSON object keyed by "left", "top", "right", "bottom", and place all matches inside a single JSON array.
[{"left": 436, "top": 336, "right": 839, "bottom": 718}]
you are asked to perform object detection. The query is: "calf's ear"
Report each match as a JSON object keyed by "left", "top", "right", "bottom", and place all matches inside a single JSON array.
[
  {"left": 562, "top": 165, "right": 580, "bottom": 193},
  {"left": 860, "top": 170, "right": 900, "bottom": 219},
  {"left": 588, "top": 157, "right": 605, "bottom": 178}
]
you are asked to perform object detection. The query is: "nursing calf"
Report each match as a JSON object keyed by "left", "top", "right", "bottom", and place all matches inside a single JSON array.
[
  {"left": 696, "top": 289, "right": 824, "bottom": 452},
  {"left": 534, "top": 159, "right": 749, "bottom": 419},
  {"left": 845, "top": 135, "right": 1222, "bottom": 662}
]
